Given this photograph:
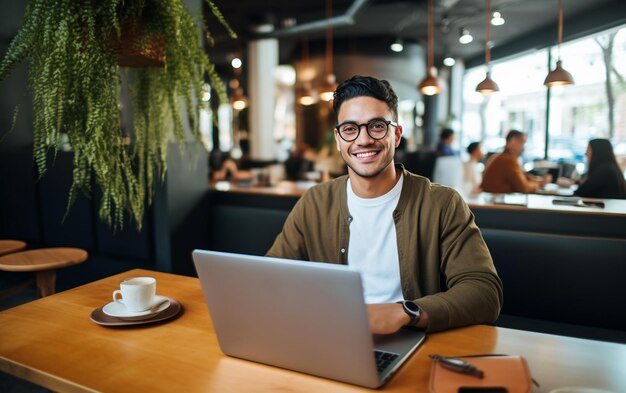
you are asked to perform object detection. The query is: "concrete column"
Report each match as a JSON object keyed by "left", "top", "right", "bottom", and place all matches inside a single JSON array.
[
  {"left": 449, "top": 60, "right": 465, "bottom": 142},
  {"left": 248, "top": 38, "right": 278, "bottom": 160}
]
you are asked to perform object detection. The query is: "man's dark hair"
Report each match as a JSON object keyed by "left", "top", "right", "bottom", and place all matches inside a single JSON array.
[
  {"left": 440, "top": 128, "right": 454, "bottom": 141},
  {"left": 467, "top": 141, "right": 481, "bottom": 154},
  {"left": 506, "top": 130, "right": 524, "bottom": 142},
  {"left": 333, "top": 75, "right": 398, "bottom": 121}
]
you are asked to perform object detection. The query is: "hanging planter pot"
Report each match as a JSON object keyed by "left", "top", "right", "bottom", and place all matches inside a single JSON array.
[{"left": 111, "top": 21, "right": 165, "bottom": 67}]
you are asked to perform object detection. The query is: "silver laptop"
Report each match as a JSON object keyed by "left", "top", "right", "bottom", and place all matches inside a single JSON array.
[{"left": 192, "top": 249, "right": 426, "bottom": 388}]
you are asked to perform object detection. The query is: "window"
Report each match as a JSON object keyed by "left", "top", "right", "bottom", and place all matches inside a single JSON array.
[
  {"left": 462, "top": 24, "right": 626, "bottom": 173},
  {"left": 547, "top": 26, "right": 626, "bottom": 166},
  {"left": 462, "top": 50, "right": 548, "bottom": 163}
]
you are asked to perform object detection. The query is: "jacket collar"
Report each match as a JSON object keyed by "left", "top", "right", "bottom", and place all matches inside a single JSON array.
[{"left": 338, "top": 163, "right": 413, "bottom": 221}]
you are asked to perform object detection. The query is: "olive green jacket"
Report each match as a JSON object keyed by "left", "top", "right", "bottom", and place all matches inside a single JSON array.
[{"left": 267, "top": 165, "right": 503, "bottom": 332}]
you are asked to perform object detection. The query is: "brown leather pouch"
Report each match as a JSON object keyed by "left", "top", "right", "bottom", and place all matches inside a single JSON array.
[{"left": 429, "top": 355, "right": 533, "bottom": 393}]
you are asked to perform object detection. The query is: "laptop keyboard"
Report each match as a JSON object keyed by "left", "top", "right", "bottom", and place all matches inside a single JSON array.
[{"left": 374, "top": 350, "right": 400, "bottom": 373}]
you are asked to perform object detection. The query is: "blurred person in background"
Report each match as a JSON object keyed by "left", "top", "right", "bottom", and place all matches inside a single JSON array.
[
  {"left": 574, "top": 138, "right": 626, "bottom": 199},
  {"left": 481, "top": 130, "right": 552, "bottom": 194},
  {"left": 436, "top": 128, "right": 457, "bottom": 156},
  {"left": 284, "top": 142, "right": 316, "bottom": 181},
  {"left": 210, "top": 140, "right": 253, "bottom": 184},
  {"left": 463, "top": 142, "right": 484, "bottom": 197}
]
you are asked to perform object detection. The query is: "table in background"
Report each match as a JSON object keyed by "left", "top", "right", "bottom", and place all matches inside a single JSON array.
[
  {"left": 1, "top": 269, "right": 624, "bottom": 393},
  {"left": 0, "top": 247, "right": 88, "bottom": 297},
  {"left": 0, "top": 240, "right": 26, "bottom": 257}
]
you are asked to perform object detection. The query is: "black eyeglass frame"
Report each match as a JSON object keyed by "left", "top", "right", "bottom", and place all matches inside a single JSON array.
[{"left": 335, "top": 118, "right": 398, "bottom": 142}]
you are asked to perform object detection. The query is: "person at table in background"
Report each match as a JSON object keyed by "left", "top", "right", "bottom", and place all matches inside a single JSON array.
[
  {"left": 463, "top": 141, "right": 484, "bottom": 196},
  {"left": 574, "top": 138, "right": 626, "bottom": 199},
  {"left": 210, "top": 140, "right": 253, "bottom": 184},
  {"left": 436, "top": 128, "right": 457, "bottom": 156},
  {"left": 284, "top": 142, "right": 316, "bottom": 181},
  {"left": 267, "top": 75, "right": 502, "bottom": 335},
  {"left": 480, "top": 130, "right": 552, "bottom": 194}
]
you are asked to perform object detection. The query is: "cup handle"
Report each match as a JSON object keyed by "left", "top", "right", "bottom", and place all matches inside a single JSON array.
[{"left": 112, "top": 290, "right": 123, "bottom": 304}]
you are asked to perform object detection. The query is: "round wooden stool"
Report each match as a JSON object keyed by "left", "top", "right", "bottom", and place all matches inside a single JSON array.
[
  {"left": 0, "top": 247, "right": 88, "bottom": 297},
  {"left": 0, "top": 240, "right": 27, "bottom": 257}
]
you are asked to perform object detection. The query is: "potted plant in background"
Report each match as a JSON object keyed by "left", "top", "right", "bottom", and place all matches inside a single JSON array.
[{"left": 0, "top": 0, "right": 236, "bottom": 229}]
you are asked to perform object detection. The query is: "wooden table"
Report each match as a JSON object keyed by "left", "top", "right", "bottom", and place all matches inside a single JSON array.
[
  {"left": 1, "top": 269, "right": 624, "bottom": 393},
  {"left": 0, "top": 247, "right": 88, "bottom": 297},
  {"left": 0, "top": 240, "right": 26, "bottom": 257}
]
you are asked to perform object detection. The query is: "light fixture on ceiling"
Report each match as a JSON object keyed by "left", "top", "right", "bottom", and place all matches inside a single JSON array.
[
  {"left": 231, "top": 57, "right": 242, "bottom": 69},
  {"left": 319, "top": 74, "right": 336, "bottom": 102},
  {"left": 459, "top": 28, "right": 473, "bottom": 44},
  {"left": 418, "top": 0, "right": 441, "bottom": 96},
  {"left": 297, "top": 82, "right": 317, "bottom": 106},
  {"left": 491, "top": 11, "right": 505, "bottom": 26},
  {"left": 390, "top": 38, "right": 404, "bottom": 53},
  {"left": 232, "top": 87, "right": 248, "bottom": 110},
  {"left": 443, "top": 56, "right": 455, "bottom": 67},
  {"left": 319, "top": 0, "right": 337, "bottom": 102},
  {"left": 297, "top": 37, "right": 318, "bottom": 106},
  {"left": 544, "top": 0, "right": 574, "bottom": 87},
  {"left": 476, "top": 0, "right": 499, "bottom": 94}
]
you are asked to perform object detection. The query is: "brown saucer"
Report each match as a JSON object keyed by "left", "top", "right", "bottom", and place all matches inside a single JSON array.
[{"left": 90, "top": 297, "right": 182, "bottom": 326}]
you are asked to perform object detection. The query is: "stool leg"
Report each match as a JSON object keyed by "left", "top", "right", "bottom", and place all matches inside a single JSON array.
[{"left": 36, "top": 270, "right": 57, "bottom": 297}]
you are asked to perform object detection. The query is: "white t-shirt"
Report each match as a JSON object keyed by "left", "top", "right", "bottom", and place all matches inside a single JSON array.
[{"left": 346, "top": 175, "right": 404, "bottom": 304}]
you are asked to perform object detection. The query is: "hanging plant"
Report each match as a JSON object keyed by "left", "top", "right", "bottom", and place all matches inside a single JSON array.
[{"left": 0, "top": 0, "right": 236, "bottom": 229}]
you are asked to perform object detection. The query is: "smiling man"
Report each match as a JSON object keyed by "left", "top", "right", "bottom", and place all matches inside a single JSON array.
[{"left": 267, "top": 75, "right": 502, "bottom": 334}]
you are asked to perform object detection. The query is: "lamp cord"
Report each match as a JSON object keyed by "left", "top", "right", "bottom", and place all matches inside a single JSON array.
[
  {"left": 326, "top": 0, "right": 333, "bottom": 76},
  {"left": 427, "top": 0, "right": 434, "bottom": 70},
  {"left": 557, "top": 0, "right": 563, "bottom": 59},
  {"left": 485, "top": 0, "right": 491, "bottom": 68}
]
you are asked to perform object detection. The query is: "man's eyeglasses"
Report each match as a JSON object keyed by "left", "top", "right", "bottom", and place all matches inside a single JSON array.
[{"left": 335, "top": 119, "right": 398, "bottom": 142}]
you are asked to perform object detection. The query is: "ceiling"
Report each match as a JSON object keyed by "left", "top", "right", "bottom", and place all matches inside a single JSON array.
[{"left": 205, "top": 0, "right": 622, "bottom": 75}]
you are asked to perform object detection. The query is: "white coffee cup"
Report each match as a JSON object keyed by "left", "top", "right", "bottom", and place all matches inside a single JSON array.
[{"left": 112, "top": 277, "right": 156, "bottom": 312}]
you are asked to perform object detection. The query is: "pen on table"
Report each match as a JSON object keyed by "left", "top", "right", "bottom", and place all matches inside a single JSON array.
[{"left": 429, "top": 354, "right": 484, "bottom": 379}]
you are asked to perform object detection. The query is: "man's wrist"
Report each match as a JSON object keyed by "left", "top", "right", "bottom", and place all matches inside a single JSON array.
[
  {"left": 397, "top": 300, "right": 421, "bottom": 326},
  {"left": 397, "top": 303, "right": 411, "bottom": 326}
]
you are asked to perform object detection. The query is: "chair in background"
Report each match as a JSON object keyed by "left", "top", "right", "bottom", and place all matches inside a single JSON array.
[
  {"left": 432, "top": 156, "right": 464, "bottom": 192},
  {"left": 404, "top": 149, "right": 438, "bottom": 180}
]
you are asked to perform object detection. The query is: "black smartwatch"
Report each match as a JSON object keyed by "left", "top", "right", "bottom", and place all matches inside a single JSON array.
[{"left": 397, "top": 300, "right": 421, "bottom": 326}]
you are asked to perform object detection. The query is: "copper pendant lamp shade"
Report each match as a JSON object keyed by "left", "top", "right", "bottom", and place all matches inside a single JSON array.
[
  {"left": 418, "top": 0, "right": 441, "bottom": 96},
  {"left": 544, "top": 60, "right": 574, "bottom": 86},
  {"left": 476, "top": 0, "right": 499, "bottom": 94},
  {"left": 476, "top": 72, "right": 499, "bottom": 94},
  {"left": 419, "top": 67, "right": 441, "bottom": 96},
  {"left": 319, "top": 73, "right": 337, "bottom": 102},
  {"left": 297, "top": 82, "right": 317, "bottom": 106},
  {"left": 232, "top": 87, "right": 248, "bottom": 110},
  {"left": 545, "top": 0, "right": 574, "bottom": 87}
]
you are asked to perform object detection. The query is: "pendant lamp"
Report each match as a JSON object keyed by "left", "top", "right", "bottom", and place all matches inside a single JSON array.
[
  {"left": 476, "top": 0, "right": 499, "bottom": 94},
  {"left": 544, "top": 0, "right": 574, "bottom": 87},
  {"left": 418, "top": 0, "right": 441, "bottom": 96},
  {"left": 297, "top": 37, "right": 318, "bottom": 106},
  {"left": 319, "top": 0, "right": 337, "bottom": 101},
  {"left": 297, "top": 82, "right": 317, "bottom": 106},
  {"left": 232, "top": 87, "right": 247, "bottom": 110}
]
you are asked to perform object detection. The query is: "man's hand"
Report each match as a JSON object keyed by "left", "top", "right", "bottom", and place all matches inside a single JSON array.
[{"left": 366, "top": 303, "right": 410, "bottom": 335}]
